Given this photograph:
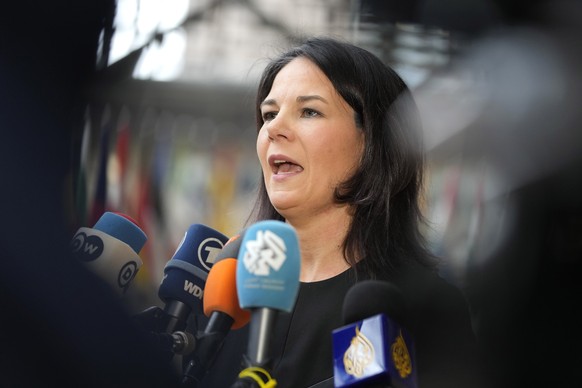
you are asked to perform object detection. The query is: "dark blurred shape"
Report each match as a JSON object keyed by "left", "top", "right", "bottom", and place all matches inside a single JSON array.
[
  {"left": 452, "top": 3, "right": 582, "bottom": 387},
  {"left": 360, "top": 0, "right": 552, "bottom": 36},
  {"left": 0, "top": 2, "right": 178, "bottom": 386},
  {"left": 361, "top": 1, "right": 582, "bottom": 387},
  {"left": 469, "top": 160, "right": 582, "bottom": 388}
]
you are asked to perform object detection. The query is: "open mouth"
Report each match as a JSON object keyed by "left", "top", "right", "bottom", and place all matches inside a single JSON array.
[{"left": 271, "top": 158, "right": 304, "bottom": 175}]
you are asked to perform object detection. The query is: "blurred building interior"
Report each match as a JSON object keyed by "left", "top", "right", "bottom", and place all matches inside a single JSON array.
[{"left": 2, "top": 0, "right": 581, "bottom": 387}]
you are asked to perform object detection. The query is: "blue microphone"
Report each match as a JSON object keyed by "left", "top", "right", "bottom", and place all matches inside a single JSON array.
[
  {"left": 157, "top": 224, "right": 228, "bottom": 333},
  {"left": 70, "top": 212, "right": 147, "bottom": 295},
  {"left": 332, "top": 280, "right": 418, "bottom": 388},
  {"left": 236, "top": 220, "right": 301, "bottom": 368},
  {"left": 180, "top": 230, "right": 251, "bottom": 387}
]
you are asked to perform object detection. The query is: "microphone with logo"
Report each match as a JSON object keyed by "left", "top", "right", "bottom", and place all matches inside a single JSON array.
[
  {"left": 155, "top": 223, "right": 229, "bottom": 334},
  {"left": 70, "top": 211, "right": 147, "bottom": 296},
  {"left": 332, "top": 280, "right": 418, "bottom": 388},
  {"left": 231, "top": 220, "right": 301, "bottom": 388},
  {"left": 176, "top": 227, "right": 247, "bottom": 352},
  {"left": 135, "top": 225, "right": 235, "bottom": 368},
  {"left": 180, "top": 236, "right": 251, "bottom": 386}
]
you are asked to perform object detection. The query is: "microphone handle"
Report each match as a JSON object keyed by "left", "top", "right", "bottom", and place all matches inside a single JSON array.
[
  {"left": 247, "top": 308, "right": 278, "bottom": 367},
  {"left": 164, "top": 300, "right": 192, "bottom": 333},
  {"left": 181, "top": 311, "right": 234, "bottom": 387}
]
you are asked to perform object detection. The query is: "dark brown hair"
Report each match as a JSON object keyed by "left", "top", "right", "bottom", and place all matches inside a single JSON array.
[{"left": 248, "top": 37, "right": 437, "bottom": 277}]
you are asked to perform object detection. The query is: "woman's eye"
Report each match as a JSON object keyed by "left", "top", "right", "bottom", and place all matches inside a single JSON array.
[
  {"left": 302, "top": 108, "right": 320, "bottom": 118},
  {"left": 262, "top": 111, "right": 277, "bottom": 121}
]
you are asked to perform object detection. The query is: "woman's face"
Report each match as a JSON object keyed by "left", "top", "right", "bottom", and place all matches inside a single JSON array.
[{"left": 257, "top": 57, "right": 364, "bottom": 219}]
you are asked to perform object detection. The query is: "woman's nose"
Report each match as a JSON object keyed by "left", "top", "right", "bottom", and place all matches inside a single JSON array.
[{"left": 265, "top": 113, "right": 293, "bottom": 142}]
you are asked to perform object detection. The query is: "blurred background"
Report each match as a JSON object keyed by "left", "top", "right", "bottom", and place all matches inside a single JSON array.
[{"left": 2, "top": 0, "right": 581, "bottom": 387}]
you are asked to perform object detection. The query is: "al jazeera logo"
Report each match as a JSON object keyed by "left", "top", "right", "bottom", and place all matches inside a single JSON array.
[
  {"left": 343, "top": 326, "right": 374, "bottom": 377},
  {"left": 343, "top": 326, "right": 413, "bottom": 380},
  {"left": 391, "top": 330, "right": 413, "bottom": 379}
]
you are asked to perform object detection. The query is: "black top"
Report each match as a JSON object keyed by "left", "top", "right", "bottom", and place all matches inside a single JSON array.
[
  {"left": 269, "top": 268, "right": 357, "bottom": 387},
  {"left": 194, "top": 263, "right": 482, "bottom": 388}
]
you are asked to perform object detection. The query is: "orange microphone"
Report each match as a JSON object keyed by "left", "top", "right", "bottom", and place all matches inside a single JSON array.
[{"left": 204, "top": 258, "right": 251, "bottom": 330}]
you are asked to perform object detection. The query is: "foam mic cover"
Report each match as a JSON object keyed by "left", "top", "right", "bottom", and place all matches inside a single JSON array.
[
  {"left": 70, "top": 211, "right": 146, "bottom": 295},
  {"left": 158, "top": 224, "right": 228, "bottom": 332},
  {"left": 342, "top": 281, "right": 408, "bottom": 327},
  {"left": 333, "top": 280, "right": 418, "bottom": 388},
  {"left": 236, "top": 220, "right": 300, "bottom": 312},
  {"left": 213, "top": 228, "right": 246, "bottom": 264},
  {"left": 203, "top": 258, "right": 250, "bottom": 330}
]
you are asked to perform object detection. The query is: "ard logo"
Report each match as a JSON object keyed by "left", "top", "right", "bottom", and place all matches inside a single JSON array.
[
  {"left": 343, "top": 326, "right": 375, "bottom": 378},
  {"left": 391, "top": 330, "right": 413, "bottom": 378},
  {"left": 197, "top": 237, "right": 225, "bottom": 271}
]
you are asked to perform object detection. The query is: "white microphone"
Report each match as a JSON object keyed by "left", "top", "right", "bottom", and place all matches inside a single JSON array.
[{"left": 70, "top": 212, "right": 146, "bottom": 295}]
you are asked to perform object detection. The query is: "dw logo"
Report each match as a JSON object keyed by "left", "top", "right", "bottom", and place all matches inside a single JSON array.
[
  {"left": 70, "top": 232, "right": 104, "bottom": 262},
  {"left": 118, "top": 261, "right": 138, "bottom": 292},
  {"left": 242, "top": 230, "right": 286, "bottom": 276}
]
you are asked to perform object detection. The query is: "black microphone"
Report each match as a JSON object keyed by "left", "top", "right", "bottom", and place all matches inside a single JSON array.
[{"left": 332, "top": 280, "right": 418, "bottom": 388}]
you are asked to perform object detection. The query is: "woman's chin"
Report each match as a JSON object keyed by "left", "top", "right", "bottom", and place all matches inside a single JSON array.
[
  {"left": 271, "top": 201, "right": 295, "bottom": 215},
  {"left": 269, "top": 198, "right": 300, "bottom": 218}
]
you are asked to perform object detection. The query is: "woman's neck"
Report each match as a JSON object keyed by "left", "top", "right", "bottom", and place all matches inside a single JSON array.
[{"left": 286, "top": 208, "right": 353, "bottom": 283}]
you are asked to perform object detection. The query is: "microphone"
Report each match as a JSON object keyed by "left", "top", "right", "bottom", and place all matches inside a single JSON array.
[
  {"left": 213, "top": 228, "right": 246, "bottom": 266},
  {"left": 70, "top": 211, "right": 146, "bottom": 295},
  {"left": 203, "top": 253, "right": 250, "bottom": 332},
  {"left": 181, "top": 254, "right": 251, "bottom": 386},
  {"left": 233, "top": 220, "right": 301, "bottom": 386},
  {"left": 157, "top": 223, "right": 229, "bottom": 333},
  {"left": 332, "top": 280, "right": 418, "bottom": 388}
]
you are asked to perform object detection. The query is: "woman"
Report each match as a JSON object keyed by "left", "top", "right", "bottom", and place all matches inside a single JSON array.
[{"left": 199, "top": 37, "right": 482, "bottom": 388}]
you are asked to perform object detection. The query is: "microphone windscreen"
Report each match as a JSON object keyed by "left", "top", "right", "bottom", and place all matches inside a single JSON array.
[
  {"left": 70, "top": 212, "right": 146, "bottom": 295},
  {"left": 158, "top": 224, "right": 228, "bottom": 312},
  {"left": 203, "top": 258, "right": 250, "bottom": 329},
  {"left": 342, "top": 280, "right": 408, "bottom": 328},
  {"left": 236, "top": 220, "right": 300, "bottom": 312},
  {"left": 214, "top": 229, "right": 246, "bottom": 263},
  {"left": 334, "top": 281, "right": 417, "bottom": 388},
  {"left": 93, "top": 212, "right": 147, "bottom": 254}
]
